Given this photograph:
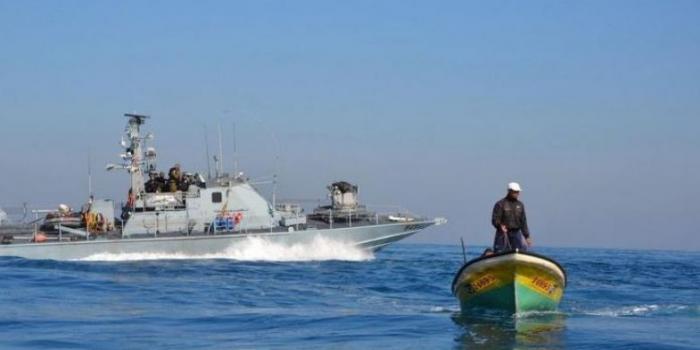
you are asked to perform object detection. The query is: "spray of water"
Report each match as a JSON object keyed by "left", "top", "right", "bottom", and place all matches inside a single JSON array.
[{"left": 78, "top": 236, "right": 375, "bottom": 262}]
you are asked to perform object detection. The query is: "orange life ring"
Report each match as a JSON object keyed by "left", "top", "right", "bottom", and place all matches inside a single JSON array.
[{"left": 234, "top": 212, "right": 243, "bottom": 224}]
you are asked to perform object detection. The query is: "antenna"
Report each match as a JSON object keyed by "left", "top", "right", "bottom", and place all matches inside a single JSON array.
[
  {"left": 272, "top": 172, "right": 277, "bottom": 211},
  {"left": 232, "top": 122, "right": 238, "bottom": 178},
  {"left": 88, "top": 152, "right": 93, "bottom": 198},
  {"left": 217, "top": 122, "right": 224, "bottom": 176},
  {"left": 124, "top": 113, "right": 149, "bottom": 124},
  {"left": 203, "top": 124, "right": 212, "bottom": 180},
  {"left": 213, "top": 155, "right": 220, "bottom": 178},
  {"left": 271, "top": 130, "right": 280, "bottom": 210},
  {"left": 270, "top": 136, "right": 279, "bottom": 233}
]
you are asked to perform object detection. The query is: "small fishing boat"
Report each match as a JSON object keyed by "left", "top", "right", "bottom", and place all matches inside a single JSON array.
[{"left": 452, "top": 250, "right": 566, "bottom": 314}]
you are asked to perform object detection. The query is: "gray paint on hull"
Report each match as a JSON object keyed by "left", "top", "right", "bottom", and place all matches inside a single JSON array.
[{"left": 0, "top": 221, "right": 436, "bottom": 260}]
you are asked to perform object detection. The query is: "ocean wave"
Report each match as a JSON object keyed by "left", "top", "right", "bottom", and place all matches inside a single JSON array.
[
  {"left": 429, "top": 306, "right": 460, "bottom": 314},
  {"left": 77, "top": 236, "right": 375, "bottom": 262},
  {"left": 579, "top": 304, "right": 699, "bottom": 317}
]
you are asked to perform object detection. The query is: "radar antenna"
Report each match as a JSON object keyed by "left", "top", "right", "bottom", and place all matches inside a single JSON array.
[{"left": 124, "top": 113, "right": 150, "bottom": 124}]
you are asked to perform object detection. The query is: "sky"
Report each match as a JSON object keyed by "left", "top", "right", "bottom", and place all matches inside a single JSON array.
[{"left": 0, "top": 1, "right": 698, "bottom": 250}]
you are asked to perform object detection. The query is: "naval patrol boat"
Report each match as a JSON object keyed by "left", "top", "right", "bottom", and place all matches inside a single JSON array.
[{"left": 0, "top": 114, "right": 445, "bottom": 260}]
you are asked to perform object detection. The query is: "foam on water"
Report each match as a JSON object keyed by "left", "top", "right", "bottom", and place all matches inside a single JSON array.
[
  {"left": 78, "top": 235, "right": 374, "bottom": 262},
  {"left": 429, "top": 306, "right": 460, "bottom": 314},
  {"left": 580, "top": 304, "right": 699, "bottom": 317}
]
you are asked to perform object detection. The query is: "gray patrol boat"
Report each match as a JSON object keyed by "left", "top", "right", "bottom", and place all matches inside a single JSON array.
[{"left": 0, "top": 114, "right": 445, "bottom": 260}]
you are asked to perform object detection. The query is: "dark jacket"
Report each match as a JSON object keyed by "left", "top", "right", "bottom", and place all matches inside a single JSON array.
[{"left": 492, "top": 197, "right": 530, "bottom": 238}]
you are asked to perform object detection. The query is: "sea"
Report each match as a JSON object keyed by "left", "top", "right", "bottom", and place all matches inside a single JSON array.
[{"left": 0, "top": 239, "right": 697, "bottom": 349}]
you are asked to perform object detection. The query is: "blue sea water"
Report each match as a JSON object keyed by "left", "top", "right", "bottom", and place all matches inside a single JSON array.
[{"left": 0, "top": 243, "right": 698, "bottom": 349}]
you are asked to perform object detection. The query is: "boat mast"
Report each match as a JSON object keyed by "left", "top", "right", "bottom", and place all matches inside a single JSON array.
[
  {"left": 203, "top": 124, "right": 212, "bottom": 181},
  {"left": 87, "top": 152, "right": 93, "bottom": 199},
  {"left": 124, "top": 113, "right": 149, "bottom": 197},
  {"left": 217, "top": 122, "right": 225, "bottom": 177},
  {"left": 232, "top": 122, "right": 238, "bottom": 178}
]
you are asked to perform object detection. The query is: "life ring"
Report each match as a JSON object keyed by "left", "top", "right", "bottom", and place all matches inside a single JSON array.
[{"left": 234, "top": 212, "right": 243, "bottom": 224}]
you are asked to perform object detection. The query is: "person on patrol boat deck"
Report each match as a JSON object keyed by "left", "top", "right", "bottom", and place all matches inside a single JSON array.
[
  {"left": 168, "top": 164, "right": 182, "bottom": 192},
  {"left": 492, "top": 182, "right": 532, "bottom": 252}
]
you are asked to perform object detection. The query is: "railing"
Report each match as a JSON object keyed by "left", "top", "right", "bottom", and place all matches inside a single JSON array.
[
  {"left": 313, "top": 204, "right": 424, "bottom": 230},
  {"left": 0, "top": 204, "right": 30, "bottom": 223}
]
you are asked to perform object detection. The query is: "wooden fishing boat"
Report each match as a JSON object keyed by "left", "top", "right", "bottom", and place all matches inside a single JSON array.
[{"left": 452, "top": 250, "right": 566, "bottom": 314}]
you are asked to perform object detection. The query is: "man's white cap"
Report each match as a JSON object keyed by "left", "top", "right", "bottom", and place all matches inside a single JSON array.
[{"left": 507, "top": 182, "right": 521, "bottom": 192}]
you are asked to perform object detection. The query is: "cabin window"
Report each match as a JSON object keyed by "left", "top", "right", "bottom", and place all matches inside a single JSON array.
[{"left": 212, "top": 192, "right": 222, "bottom": 203}]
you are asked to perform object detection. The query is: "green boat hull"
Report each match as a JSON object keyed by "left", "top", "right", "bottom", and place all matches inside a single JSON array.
[{"left": 452, "top": 251, "right": 566, "bottom": 314}]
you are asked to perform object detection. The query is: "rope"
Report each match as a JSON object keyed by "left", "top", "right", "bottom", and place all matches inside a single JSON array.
[{"left": 503, "top": 230, "right": 512, "bottom": 251}]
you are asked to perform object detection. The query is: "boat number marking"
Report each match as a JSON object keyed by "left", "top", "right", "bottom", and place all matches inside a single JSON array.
[
  {"left": 467, "top": 274, "right": 497, "bottom": 294},
  {"left": 531, "top": 276, "right": 556, "bottom": 295},
  {"left": 404, "top": 224, "right": 430, "bottom": 232}
]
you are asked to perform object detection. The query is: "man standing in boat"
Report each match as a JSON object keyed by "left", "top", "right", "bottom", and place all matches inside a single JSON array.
[{"left": 491, "top": 182, "right": 531, "bottom": 252}]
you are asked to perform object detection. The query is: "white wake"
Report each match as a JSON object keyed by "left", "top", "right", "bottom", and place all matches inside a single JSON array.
[
  {"left": 78, "top": 236, "right": 374, "bottom": 262},
  {"left": 581, "top": 304, "right": 698, "bottom": 317}
]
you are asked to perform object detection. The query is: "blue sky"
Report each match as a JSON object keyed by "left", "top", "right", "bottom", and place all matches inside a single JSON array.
[{"left": 0, "top": 1, "right": 698, "bottom": 250}]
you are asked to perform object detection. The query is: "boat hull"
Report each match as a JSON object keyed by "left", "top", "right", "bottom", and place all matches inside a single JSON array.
[
  {"left": 452, "top": 251, "right": 566, "bottom": 314},
  {"left": 0, "top": 220, "right": 438, "bottom": 260}
]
